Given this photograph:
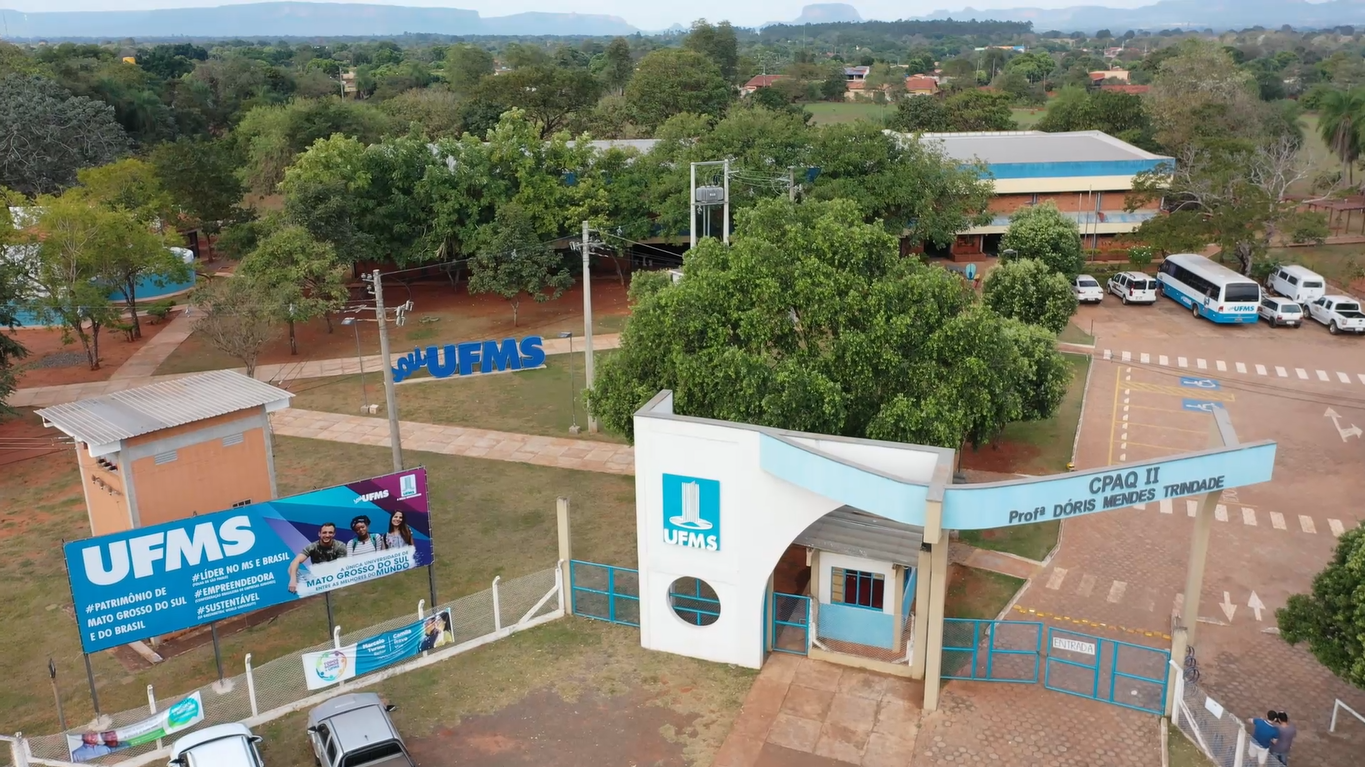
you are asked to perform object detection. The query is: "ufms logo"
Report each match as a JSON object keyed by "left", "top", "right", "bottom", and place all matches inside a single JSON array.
[{"left": 662, "top": 474, "right": 720, "bottom": 551}]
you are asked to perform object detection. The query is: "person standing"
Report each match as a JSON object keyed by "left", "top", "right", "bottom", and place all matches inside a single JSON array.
[
  {"left": 1246, "top": 711, "right": 1278, "bottom": 766},
  {"left": 1269, "top": 711, "right": 1296, "bottom": 765},
  {"left": 383, "top": 510, "right": 414, "bottom": 549}
]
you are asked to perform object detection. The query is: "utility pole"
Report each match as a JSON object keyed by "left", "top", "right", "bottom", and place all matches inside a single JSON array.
[
  {"left": 723, "top": 158, "right": 731, "bottom": 245},
  {"left": 689, "top": 163, "right": 697, "bottom": 250},
  {"left": 789, "top": 167, "right": 797, "bottom": 202},
  {"left": 371, "top": 270, "right": 403, "bottom": 473},
  {"left": 581, "top": 221, "right": 597, "bottom": 433}
]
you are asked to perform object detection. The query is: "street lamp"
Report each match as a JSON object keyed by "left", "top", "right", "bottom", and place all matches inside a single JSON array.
[
  {"left": 560, "top": 331, "right": 580, "bottom": 435},
  {"left": 341, "top": 316, "right": 369, "bottom": 414}
]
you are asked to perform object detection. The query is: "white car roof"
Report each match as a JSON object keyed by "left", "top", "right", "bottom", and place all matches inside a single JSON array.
[
  {"left": 170, "top": 724, "right": 255, "bottom": 763},
  {"left": 1324, "top": 294, "right": 1358, "bottom": 302},
  {"left": 1276, "top": 264, "right": 1323, "bottom": 279},
  {"left": 1116, "top": 271, "right": 1152, "bottom": 280},
  {"left": 1264, "top": 296, "right": 1300, "bottom": 305}
]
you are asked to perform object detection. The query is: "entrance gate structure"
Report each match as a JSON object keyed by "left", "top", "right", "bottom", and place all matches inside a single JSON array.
[
  {"left": 1043, "top": 627, "right": 1170, "bottom": 715},
  {"left": 769, "top": 592, "right": 811, "bottom": 655},
  {"left": 941, "top": 618, "right": 1042, "bottom": 683}
]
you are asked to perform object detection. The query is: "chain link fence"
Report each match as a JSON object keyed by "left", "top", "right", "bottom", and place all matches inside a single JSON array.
[
  {"left": 13, "top": 568, "right": 560, "bottom": 767},
  {"left": 1171, "top": 651, "right": 1249, "bottom": 767}
]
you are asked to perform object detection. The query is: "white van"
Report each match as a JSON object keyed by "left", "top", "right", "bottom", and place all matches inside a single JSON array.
[
  {"left": 1107, "top": 271, "right": 1158, "bottom": 304},
  {"left": 1266, "top": 265, "right": 1327, "bottom": 306}
]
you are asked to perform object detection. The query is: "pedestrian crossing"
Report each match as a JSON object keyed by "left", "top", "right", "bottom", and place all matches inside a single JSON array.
[
  {"left": 1099, "top": 349, "right": 1365, "bottom": 386},
  {"left": 1134, "top": 499, "right": 1354, "bottom": 538}
]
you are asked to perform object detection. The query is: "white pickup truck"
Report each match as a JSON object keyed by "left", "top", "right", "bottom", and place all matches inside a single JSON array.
[{"left": 1307, "top": 295, "right": 1365, "bottom": 335}]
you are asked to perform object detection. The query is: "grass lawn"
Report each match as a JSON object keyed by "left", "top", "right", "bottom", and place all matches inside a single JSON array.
[
  {"left": 1012, "top": 106, "right": 1048, "bottom": 128},
  {"left": 1058, "top": 323, "right": 1095, "bottom": 346},
  {"left": 1, "top": 437, "right": 636, "bottom": 735},
  {"left": 288, "top": 351, "right": 624, "bottom": 443},
  {"left": 957, "top": 353, "right": 1089, "bottom": 561},
  {"left": 803, "top": 101, "right": 893, "bottom": 125},
  {"left": 1267, "top": 243, "right": 1365, "bottom": 291},
  {"left": 944, "top": 565, "right": 1025, "bottom": 620},
  {"left": 1168, "top": 724, "right": 1216, "bottom": 767},
  {"left": 1295, "top": 113, "right": 1337, "bottom": 197},
  {"left": 257, "top": 620, "right": 754, "bottom": 767}
]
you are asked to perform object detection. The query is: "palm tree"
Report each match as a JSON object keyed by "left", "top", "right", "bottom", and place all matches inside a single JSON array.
[{"left": 1317, "top": 87, "right": 1365, "bottom": 186}]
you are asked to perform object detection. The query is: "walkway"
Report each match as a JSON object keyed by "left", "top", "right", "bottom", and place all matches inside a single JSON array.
[
  {"left": 270, "top": 409, "right": 634, "bottom": 475},
  {"left": 9, "top": 333, "right": 622, "bottom": 409},
  {"left": 109, "top": 311, "right": 197, "bottom": 380}
]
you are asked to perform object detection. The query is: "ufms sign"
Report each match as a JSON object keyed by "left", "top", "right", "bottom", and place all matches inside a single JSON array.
[{"left": 662, "top": 474, "right": 721, "bottom": 551}]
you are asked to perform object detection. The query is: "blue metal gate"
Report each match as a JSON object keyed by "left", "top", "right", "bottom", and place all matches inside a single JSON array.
[
  {"left": 1044, "top": 627, "right": 1169, "bottom": 715},
  {"left": 569, "top": 560, "right": 640, "bottom": 627},
  {"left": 942, "top": 619, "right": 1042, "bottom": 682},
  {"left": 770, "top": 592, "right": 810, "bottom": 655}
]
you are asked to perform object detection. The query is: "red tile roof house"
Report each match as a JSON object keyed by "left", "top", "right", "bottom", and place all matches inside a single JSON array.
[
  {"left": 905, "top": 75, "right": 939, "bottom": 96},
  {"left": 740, "top": 74, "right": 786, "bottom": 96}
]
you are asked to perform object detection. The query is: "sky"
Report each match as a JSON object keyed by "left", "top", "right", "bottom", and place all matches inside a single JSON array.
[{"left": 0, "top": 0, "right": 1163, "bottom": 32}]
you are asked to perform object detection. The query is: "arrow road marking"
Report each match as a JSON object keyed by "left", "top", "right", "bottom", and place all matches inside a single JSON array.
[
  {"left": 1220, "top": 592, "right": 1237, "bottom": 622},
  {"left": 1248, "top": 592, "right": 1265, "bottom": 622},
  {"left": 1325, "top": 407, "right": 1363, "bottom": 442}
]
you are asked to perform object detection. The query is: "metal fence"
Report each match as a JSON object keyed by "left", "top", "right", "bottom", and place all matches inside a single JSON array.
[
  {"left": 568, "top": 560, "right": 639, "bottom": 626},
  {"left": 942, "top": 619, "right": 1042, "bottom": 683},
  {"left": 1171, "top": 657, "right": 1248, "bottom": 767},
  {"left": 770, "top": 593, "right": 810, "bottom": 655},
  {"left": 9, "top": 567, "right": 562, "bottom": 767}
]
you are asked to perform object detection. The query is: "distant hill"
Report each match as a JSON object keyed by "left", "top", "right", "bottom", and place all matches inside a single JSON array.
[
  {"left": 792, "top": 4, "right": 864, "bottom": 25},
  {"left": 0, "top": 2, "right": 638, "bottom": 40},
  {"left": 915, "top": 0, "right": 1365, "bottom": 33}
]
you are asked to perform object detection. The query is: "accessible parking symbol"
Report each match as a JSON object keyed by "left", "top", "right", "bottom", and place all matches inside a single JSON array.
[
  {"left": 1179, "top": 377, "right": 1221, "bottom": 390},
  {"left": 1182, "top": 399, "right": 1225, "bottom": 413}
]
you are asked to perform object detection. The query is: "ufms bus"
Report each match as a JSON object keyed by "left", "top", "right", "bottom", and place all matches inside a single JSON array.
[{"left": 1156, "top": 253, "right": 1262, "bottom": 324}]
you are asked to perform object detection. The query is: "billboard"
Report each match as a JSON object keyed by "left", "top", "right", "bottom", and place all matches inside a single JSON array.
[
  {"left": 66, "top": 691, "right": 204, "bottom": 762},
  {"left": 302, "top": 609, "right": 453, "bottom": 690},
  {"left": 64, "top": 469, "right": 432, "bottom": 653}
]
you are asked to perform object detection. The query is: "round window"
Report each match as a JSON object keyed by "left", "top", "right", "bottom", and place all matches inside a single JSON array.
[{"left": 668, "top": 577, "right": 721, "bottom": 627}]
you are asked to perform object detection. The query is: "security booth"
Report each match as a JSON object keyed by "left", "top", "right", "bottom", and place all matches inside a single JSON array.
[{"left": 631, "top": 389, "right": 1278, "bottom": 713}]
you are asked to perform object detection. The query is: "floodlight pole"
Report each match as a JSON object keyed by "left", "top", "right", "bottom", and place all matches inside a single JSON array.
[{"left": 372, "top": 270, "right": 404, "bottom": 473}]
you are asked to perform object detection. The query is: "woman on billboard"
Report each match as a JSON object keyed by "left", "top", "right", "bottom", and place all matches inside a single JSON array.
[{"left": 384, "top": 509, "right": 414, "bottom": 549}]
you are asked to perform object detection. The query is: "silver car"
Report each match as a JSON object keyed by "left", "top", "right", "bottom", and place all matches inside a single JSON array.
[
  {"left": 1257, "top": 296, "right": 1303, "bottom": 328},
  {"left": 169, "top": 723, "right": 264, "bottom": 767},
  {"left": 307, "top": 693, "right": 416, "bottom": 767}
]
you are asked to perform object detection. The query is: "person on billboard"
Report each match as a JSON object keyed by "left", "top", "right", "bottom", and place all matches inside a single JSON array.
[
  {"left": 287, "top": 522, "right": 347, "bottom": 593},
  {"left": 383, "top": 510, "right": 414, "bottom": 549},
  {"left": 419, "top": 612, "right": 453, "bottom": 651},
  {"left": 346, "top": 515, "right": 384, "bottom": 555},
  {"left": 70, "top": 731, "right": 118, "bottom": 762}
]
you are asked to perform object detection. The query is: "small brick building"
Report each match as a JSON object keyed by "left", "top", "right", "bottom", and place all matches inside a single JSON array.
[{"left": 37, "top": 370, "right": 294, "bottom": 536}]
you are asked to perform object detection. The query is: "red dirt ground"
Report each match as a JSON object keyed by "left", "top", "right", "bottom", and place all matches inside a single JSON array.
[
  {"left": 160, "top": 279, "right": 633, "bottom": 375},
  {"left": 407, "top": 688, "right": 698, "bottom": 767},
  {"left": 9, "top": 310, "right": 183, "bottom": 388},
  {"left": 958, "top": 441, "right": 1043, "bottom": 475}
]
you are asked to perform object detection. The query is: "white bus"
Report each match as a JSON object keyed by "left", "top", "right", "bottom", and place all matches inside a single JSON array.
[{"left": 1156, "top": 254, "right": 1261, "bottom": 324}]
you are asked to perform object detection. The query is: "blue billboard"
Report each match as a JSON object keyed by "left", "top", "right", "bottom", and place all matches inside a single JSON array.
[{"left": 64, "top": 469, "right": 432, "bottom": 653}]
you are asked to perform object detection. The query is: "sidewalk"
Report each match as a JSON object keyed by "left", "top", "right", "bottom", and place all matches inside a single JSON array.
[
  {"left": 109, "top": 311, "right": 197, "bottom": 380},
  {"left": 270, "top": 408, "right": 635, "bottom": 475},
  {"left": 9, "top": 333, "right": 623, "bottom": 409}
]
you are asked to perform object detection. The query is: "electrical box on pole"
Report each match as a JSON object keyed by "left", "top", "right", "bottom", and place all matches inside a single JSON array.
[{"left": 694, "top": 186, "right": 726, "bottom": 204}]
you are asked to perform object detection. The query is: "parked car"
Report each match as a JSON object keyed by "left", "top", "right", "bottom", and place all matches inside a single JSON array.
[
  {"left": 1265, "top": 265, "right": 1327, "bottom": 306},
  {"left": 1107, "top": 271, "right": 1158, "bottom": 304},
  {"left": 1307, "top": 295, "right": 1365, "bottom": 335},
  {"left": 1257, "top": 296, "right": 1303, "bottom": 328},
  {"left": 307, "top": 693, "right": 415, "bottom": 767},
  {"left": 168, "top": 723, "right": 264, "bottom": 767},
  {"left": 1072, "top": 274, "right": 1104, "bottom": 304}
]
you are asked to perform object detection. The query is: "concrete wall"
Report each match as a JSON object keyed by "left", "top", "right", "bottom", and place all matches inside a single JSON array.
[{"left": 75, "top": 446, "right": 132, "bottom": 535}]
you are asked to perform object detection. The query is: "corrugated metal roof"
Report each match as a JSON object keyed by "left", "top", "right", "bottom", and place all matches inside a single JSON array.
[
  {"left": 795, "top": 506, "right": 924, "bottom": 567},
  {"left": 914, "top": 130, "right": 1169, "bottom": 164},
  {"left": 36, "top": 370, "right": 293, "bottom": 447}
]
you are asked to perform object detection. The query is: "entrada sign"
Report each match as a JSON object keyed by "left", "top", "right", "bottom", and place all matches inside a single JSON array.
[{"left": 391, "top": 336, "right": 546, "bottom": 383}]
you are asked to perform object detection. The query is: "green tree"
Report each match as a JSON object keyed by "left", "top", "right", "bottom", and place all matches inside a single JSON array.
[
  {"left": 587, "top": 197, "right": 1069, "bottom": 449},
  {"left": 149, "top": 137, "right": 252, "bottom": 234},
  {"left": 863, "top": 62, "right": 902, "bottom": 103},
  {"left": 625, "top": 49, "right": 732, "bottom": 131},
  {"left": 233, "top": 97, "right": 396, "bottom": 194},
  {"left": 188, "top": 274, "right": 280, "bottom": 378},
  {"left": 943, "top": 90, "right": 1018, "bottom": 131},
  {"left": 1129, "top": 137, "right": 1329, "bottom": 275},
  {"left": 0, "top": 198, "right": 29, "bottom": 413},
  {"left": 1000, "top": 203, "right": 1085, "bottom": 278},
  {"left": 485, "top": 64, "right": 600, "bottom": 138},
  {"left": 1145, "top": 40, "right": 1268, "bottom": 153},
  {"left": 467, "top": 203, "right": 573, "bottom": 326},
  {"left": 1317, "top": 87, "right": 1365, "bottom": 185},
  {"left": 1278, "top": 525, "right": 1365, "bottom": 689},
  {"left": 983, "top": 258, "right": 1079, "bottom": 334},
  {"left": 380, "top": 88, "right": 464, "bottom": 139},
  {"left": 0, "top": 74, "right": 129, "bottom": 196},
  {"left": 601, "top": 37, "right": 635, "bottom": 95},
  {"left": 74, "top": 159, "right": 188, "bottom": 339},
  {"left": 682, "top": 19, "right": 740, "bottom": 83},
  {"left": 888, "top": 96, "right": 951, "bottom": 132},
  {"left": 24, "top": 195, "right": 127, "bottom": 369},
  {"left": 1037, "top": 86, "right": 1157, "bottom": 150},
  {"left": 238, "top": 224, "right": 349, "bottom": 354}
]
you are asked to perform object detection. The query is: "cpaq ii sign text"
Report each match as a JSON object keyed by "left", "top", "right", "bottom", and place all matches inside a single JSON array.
[{"left": 391, "top": 336, "right": 546, "bottom": 383}]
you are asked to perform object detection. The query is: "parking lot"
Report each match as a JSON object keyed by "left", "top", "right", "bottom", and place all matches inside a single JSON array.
[{"left": 1018, "top": 293, "right": 1365, "bottom": 765}]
